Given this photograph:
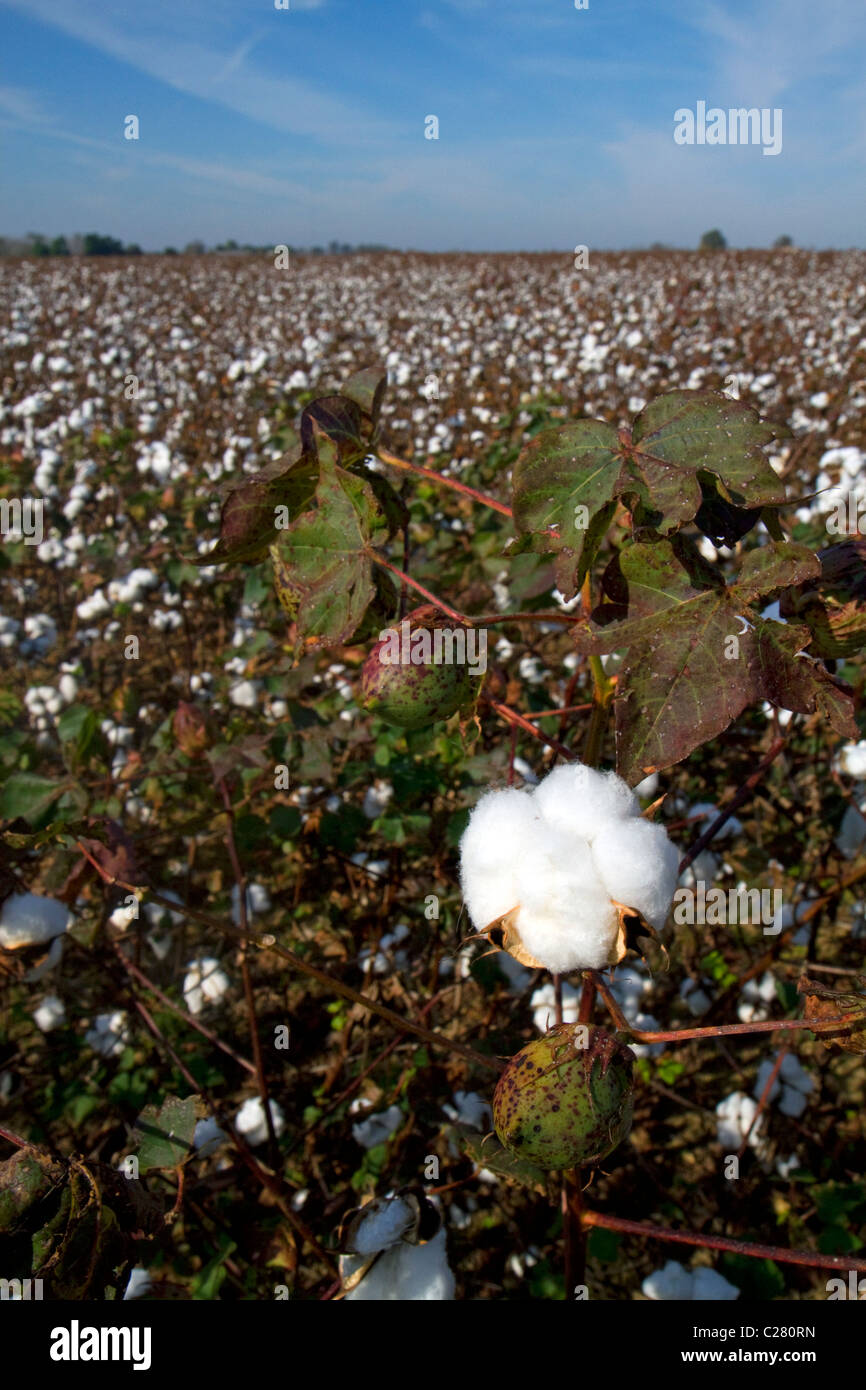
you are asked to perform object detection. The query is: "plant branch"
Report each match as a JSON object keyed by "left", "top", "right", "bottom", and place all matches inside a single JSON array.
[
  {"left": 218, "top": 777, "right": 280, "bottom": 1163},
  {"left": 376, "top": 446, "right": 513, "bottom": 518},
  {"left": 367, "top": 552, "right": 471, "bottom": 624},
  {"left": 580, "top": 1209, "right": 866, "bottom": 1273}
]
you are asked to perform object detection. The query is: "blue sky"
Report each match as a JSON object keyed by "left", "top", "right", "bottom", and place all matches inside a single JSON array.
[{"left": 1, "top": 0, "right": 864, "bottom": 250}]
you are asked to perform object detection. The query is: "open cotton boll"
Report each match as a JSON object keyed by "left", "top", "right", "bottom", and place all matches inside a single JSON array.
[
  {"left": 235, "top": 1096, "right": 285, "bottom": 1146},
  {"left": 344, "top": 1227, "right": 455, "bottom": 1301},
  {"left": 0, "top": 892, "right": 71, "bottom": 948},
  {"left": 33, "top": 994, "right": 66, "bottom": 1031},
  {"left": 515, "top": 829, "right": 618, "bottom": 971},
  {"left": 590, "top": 818, "right": 680, "bottom": 930},
  {"left": 182, "top": 957, "right": 230, "bottom": 1015},
  {"left": 459, "top": 761, "right": 680, "bottom": 972},
  {"left": 643, "top": 1260, "right": 739, "bottom": 1301},
  {"left": 351, "top": 1104, "right": 403, "bottom": 1149},
  {"left": 459, "top": 787, "right": 545, "bottom": 932},
  {"left": 350, "top": 1196, "right": 415, "bottom": 1256},
  {"left": 532, "top": 762, "right": 640, "bottom": 843}
]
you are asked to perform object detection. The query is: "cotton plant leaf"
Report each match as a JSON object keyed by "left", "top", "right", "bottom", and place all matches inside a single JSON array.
[
  {"left": 270, "top": 456, "right": 394, "bottom": 650},
  {"left": 457, "top": 1126, "right": 550, "bottom": 1196},
  {"left": 195, "top": 445, "right": 318, "bottom": 567},
  {"left": 300, "top": 396, "right": 366, "bottom": 465},
  {"left": 133, "top": 1094, "right": 198, "bottom": 1172},
  {"left": 511, "top": 390, "right": 787, "bottom": 600},
  {"left": 574, "top": 538, "right": 857, "bottom": 784},
  {"left": 340, "top": 365, "right": 388, "bottom": 431},
  {"left": 511, "top": 418, "right": 622, "bottom": 600}
]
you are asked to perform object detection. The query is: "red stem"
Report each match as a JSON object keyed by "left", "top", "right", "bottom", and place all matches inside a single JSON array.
[
  {"left": 376, "top": 446, "right": 513, "bottom": 518},
  {"left": 485, "top": 697, "right": 574, "bottom": 759},
  {"left": 367, "top": 552, "right": 471, "bottom": 625},
  {"left": 581, "top": 1209, "right": 866, "bottom": 1273}
]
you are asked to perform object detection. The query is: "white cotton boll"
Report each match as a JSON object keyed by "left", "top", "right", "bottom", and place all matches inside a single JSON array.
[
  {"left": 123, "top": 1267, "right": 153, "bottom": 1301},
  {"left": 362, "top": 780, "right": 394, "bottom": 819},
  {"left": 531, "top": 981, "right": 580, "bottom": 1031},
  {"left": 459, "top": 762, "right": 679, "bottom": 972},
  {"left": 835, "top": 740, "right": 866, "bottom": 778},
  {"left": 836, "top": 802, "right": 866, "bottom": 858},
  {"left": 511, "top": 756, "right": 538, "bottom": 786},
  {"left": 680, "top": 979, "right": 712, "bottom": 1016},
  {"left": 634, "top": 771, "right": 659, "bottom": 800},
  {"left": 442, "top": 1090, "right": 491, "bottom": 1131},
  {"left": 715, "top": 1091, "right": 765, "bottom": 1153},
  {"left": 642, "top": 1260, "right": 694, "bottom": 1300},
  {"left": 591, "top": 817, "right": 680, "bottom": 930},
  {"left": 86, "top": 1011, "right": 130, "bottom": 1058},
  {"left": 776, "top": 1153, "right": 801, "bottom": 1178},
  {"left": 691, "top": 1267, "right": 740, "bottom": 1300},
  {"left": 0, "top": 892, "right": 71, "bottom": 948},
  {"left": 350, "top": 1197, "right": 415, "bottom": 1255},
  {"left": 779, "top": 1052, "right": 813, "bottom": 1094},
  {"left": 235, "top": 1096, "right": 285, "bottom": 1146},
  {"left": 33, "top": 994, "right": 66, "bottom": 1031},
  {"left": 515, "top": 829, "right": 617, "bottom": 971},
  {"left": 689, "top": 802, "right": 742, "bottom": 840},
  {"left": 459, "top": 787, "right": 543, "bottom": 932},
  {"left": 231, "top": 882, "right": 271, "bottom": 925},
  {"left": 532, "top": 763, "right": 639, "bottom": 843},
  {"left": 344, "top": 1227, "right": 454, "bottom": 1300},
  {"left": 351, "top": 1104, "right": 403, "bottom": 1149},
  {"left": 183, "top": 957, "right": 230, "bottom": 1015},
  {"left": 228, "top": 679, "right": 260, "bottom": 709}
]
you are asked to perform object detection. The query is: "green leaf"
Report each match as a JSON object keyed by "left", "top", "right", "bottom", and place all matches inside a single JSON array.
[
  {"left": 511, "top": 390, "right": 786, "bottom": 599},
  {"left": 511, "top": 418, "right": 621, "bottom": 599},
  {"left": 133, "top": 1095, "right": 197, "bottom": 1172},
  {"left": 0, "top": 773, "right": 67, "bottom": 824},
  {"left": 458, "top": 1127, "right": 549, "bottom": 1195},
  {"left": 197, "top": 447, "right": 318, "bottom": 566},
  {"left": 57, "top": 704, "right": 100, "bottom": 759},
  {"left": 269, "top": 457, "right": 385, "bottom": 648},
  {"left": 628, "top": 390, "right": 784, "bottom": 522},
  {"left": 300, "top": 396, "right": 365, "bottom": 464},
  {"left": 192, "top": 1236, "right": 237, "bottom": 1300},
  {"left": 575, "top": 538, "right": 856, "bottom": 783},
  {"left": 0, "top": 689, "right": 22, "bottom": 727},
  {"left": 587, "top": 1227, "right": 622, "bottom": 1263},
  {"left": 341, "top": 365, "right": 387, "bottom": 428},
  {"left": 719, "top": 1254, "right": 783, "bottom": 1299}
]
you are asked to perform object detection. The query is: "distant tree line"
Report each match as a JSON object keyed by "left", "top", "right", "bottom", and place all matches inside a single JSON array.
[{"left": 0, "top": 233, "right": 394, "bottom": 258}]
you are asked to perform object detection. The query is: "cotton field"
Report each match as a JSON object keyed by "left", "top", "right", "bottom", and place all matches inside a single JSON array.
[{"left": 1, "top": 250, "right": 865, "bottom": 1303}]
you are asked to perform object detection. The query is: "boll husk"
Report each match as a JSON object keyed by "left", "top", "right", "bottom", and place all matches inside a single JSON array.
[
  {"left": 493, "top": 1024, "right": 635, "bottom": 1170},
  {"left": 360, "top": 605, "right": 477, "bottom": 730},
  {"left": 459, "top": 761, "right": 679, "bottom": 973}
]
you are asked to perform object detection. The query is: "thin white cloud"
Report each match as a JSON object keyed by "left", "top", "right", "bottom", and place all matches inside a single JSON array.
[
  {"left": 688, "top": 0, "right": 866, "bottom": 102},
  {"left": 0, "top": 0, "right": 389, "bottom": 144},
  {"left": 0, "top": 85, "right": 50, "bottom": 123}
]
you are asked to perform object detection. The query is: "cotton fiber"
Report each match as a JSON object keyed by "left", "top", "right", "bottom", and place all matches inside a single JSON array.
[{"left": 459, "top": 762, "right": 679, "bottom": 972}]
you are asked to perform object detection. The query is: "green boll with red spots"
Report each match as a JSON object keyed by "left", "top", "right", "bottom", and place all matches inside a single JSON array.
[
  {"left": 360, "top": 605, "right": 479, "bottom": 730},
  {"left": 493, "top": 1024, "right": 635, "bottom": 1170}
]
